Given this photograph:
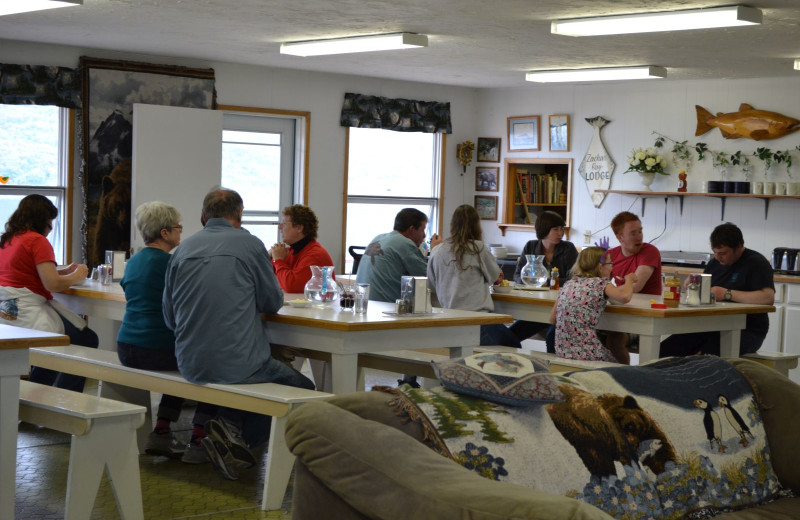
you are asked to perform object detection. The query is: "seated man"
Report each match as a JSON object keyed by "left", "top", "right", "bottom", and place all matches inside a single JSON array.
[
  {"left": 661, "top": 222, "right": 775, "bottom": 357},
  {"left": 605, "top": 211, "right": 662, "bottom": 364},
  {"left": 163, "top": 188, "right": 315, "bottom": 481}
]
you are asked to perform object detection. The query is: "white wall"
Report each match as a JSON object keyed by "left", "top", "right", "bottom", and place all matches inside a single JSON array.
[
  {"left": 3, "top": 38, "right": 800, "bottom": 263},
  {"left": 0, "top": 39, "right": 479, "bottom": 269},
  {"left": 476, "top": 78, "right": 800, "bottom": 260}
]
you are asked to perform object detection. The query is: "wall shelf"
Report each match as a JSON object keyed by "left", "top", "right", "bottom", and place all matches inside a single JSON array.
[
  {"left": 595, "top": 190, "right": 800, "bottom": 220},
  {"left": 499, "top": 158, "right": 573, "bottom": 236}
]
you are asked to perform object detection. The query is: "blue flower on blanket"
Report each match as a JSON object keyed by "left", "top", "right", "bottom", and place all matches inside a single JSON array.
[
  {"left": 577, "top": 468, "right": 663, "bottom": 519},
  {"left": 453, "top": 442, "right": 508, "bottom": 480}
]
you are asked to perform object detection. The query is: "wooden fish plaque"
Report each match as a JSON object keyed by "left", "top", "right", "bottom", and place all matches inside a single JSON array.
[
  {"left": 579, "top": 116, "right": 615, "bottom": 208},
  {"left": 696, "top": 103, "right": 800, "bottom": 141}
]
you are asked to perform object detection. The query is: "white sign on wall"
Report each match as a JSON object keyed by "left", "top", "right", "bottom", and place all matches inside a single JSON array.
[{"left": 578, "top": 116, "right": 615, "bottom": 208}]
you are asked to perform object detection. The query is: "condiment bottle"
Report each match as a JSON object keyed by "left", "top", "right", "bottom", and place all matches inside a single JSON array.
[
  {"left": 687, "top": 279, "right": 700, "bottom": 306},
  {"left": 677, "top": 171, "right": 687, "bottom": 192},
  {"left": 663, "top": 271, "right": 681, "bottom": 308},
  {"left": 549, "top": 267, "right": 560, "bottom": 290}
]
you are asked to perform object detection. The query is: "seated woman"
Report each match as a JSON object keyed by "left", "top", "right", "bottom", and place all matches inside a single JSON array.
[
  {"left": 0, "top": 194, "right": 98, "bottom": 392},
  {"left": 510, "top": 211, "right": 578, "bottom": 350},
  {"left": 548, "top": 246, "right": 636, "bottom": 363},
  {"left": 427, "top": 204, "right": 520, "bottom": 348},
  {"left": 117, "top": 202, "right": 217, "bottom": 462},
  {"left": 269, "top": 204, "right": 334, "bottom": 293}
]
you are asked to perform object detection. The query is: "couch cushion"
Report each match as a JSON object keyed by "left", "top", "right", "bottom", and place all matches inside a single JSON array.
[
  {"left": 285, "top": 398, "right": 615, "bottom": 520},
  {"left": 380, "top": 356, "right": 783, "bottom": 520},
  {"left": 433, "top": 351, "right": 569, "bottom": 406}
]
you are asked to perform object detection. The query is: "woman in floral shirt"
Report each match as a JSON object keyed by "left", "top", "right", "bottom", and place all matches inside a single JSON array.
[{"left": 548, "top": 246, "right": 636, "bottom": 363}]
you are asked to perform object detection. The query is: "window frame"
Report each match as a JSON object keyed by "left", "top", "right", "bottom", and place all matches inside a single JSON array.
[
  {"left": 341, "top": 127, "right": 446, "bottom": 270},
  {"left": 0, "top": 106, "right": 74, "bottom": 264}
]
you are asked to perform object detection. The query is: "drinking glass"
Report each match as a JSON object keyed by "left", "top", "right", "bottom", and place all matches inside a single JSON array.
[{"left": 355, "top": 283, "right": 370, "bottom": 314}]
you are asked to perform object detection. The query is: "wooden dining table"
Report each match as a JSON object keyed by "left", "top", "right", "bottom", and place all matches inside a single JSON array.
[
  {"left": 0, "top": 324, "right": 70, "bottom": 519},
  {"left": 55, "top": 281, "right": 513, "bottom": 394},
  {"left": 492, "top": 288, "right": 775, "bottom": 363}
]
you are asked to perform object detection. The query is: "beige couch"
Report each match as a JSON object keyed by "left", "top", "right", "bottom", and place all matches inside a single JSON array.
[{"left": 285, "top": 358, "right": 800, "bottom": 520}]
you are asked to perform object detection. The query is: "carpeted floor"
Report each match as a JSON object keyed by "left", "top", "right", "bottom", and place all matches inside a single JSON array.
[{"left": 15, "top": 366, "right": 400, "bottom": 519}]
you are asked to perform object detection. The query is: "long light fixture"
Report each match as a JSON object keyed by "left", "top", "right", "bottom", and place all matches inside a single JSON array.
[
  {"left": 526, "top": 66, "right": 667, "bottom": 83},
  {"left": 795, "top": 59, "right": 800, "bottom": 71},
  {"left": 1, "top": 0, "right": 82, "bottom": 17},
  {"left": 551, "top": 5, "right": 762, "bottom": 36},
  {"left": 280, "top": 33, "right": 428, "bottom": 57}
]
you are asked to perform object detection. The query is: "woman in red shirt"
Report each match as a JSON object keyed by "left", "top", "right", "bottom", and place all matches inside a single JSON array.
[{"left": 0, "top": 194, "right": 98, "bottom": 392}]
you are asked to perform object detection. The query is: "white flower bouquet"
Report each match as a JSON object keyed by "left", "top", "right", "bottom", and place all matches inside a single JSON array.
[{"left": 624, "top": 147, "right": 669, "bottom": 175}]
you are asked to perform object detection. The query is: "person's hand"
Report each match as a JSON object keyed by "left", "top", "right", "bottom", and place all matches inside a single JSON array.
[
  {"left": 269, "top": 243, "right": 289, "bottom": 261},
  {"left": 624, "top": 272, "right": 638, "bottom": 286},
  {"left": 429, "top": 233, "right": 442, "bottom": 249},
  {"left": 711, "top": 286, "right": 727, "bottom": 301},
  {"left": 494, "top": 272, "right": 504, "bottom": 285},
  {"left": 71, "top": 264, "right": 89, "bottom": 280},
  {"left": 59, "top": 263, "right": 79, "bottom": 275}
]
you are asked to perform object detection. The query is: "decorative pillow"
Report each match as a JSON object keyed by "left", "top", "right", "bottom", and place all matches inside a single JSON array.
[{"left": 432, "top": 352, "right": 582, "bottom": 406}]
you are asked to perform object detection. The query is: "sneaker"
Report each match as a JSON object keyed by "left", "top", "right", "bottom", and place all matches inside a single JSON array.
[
  {"left": 205, "top": 418, "right": 257, "bottom": 469},
  {"left": 201, "top": 437, "right": 239, "bottom": 480},
  {"left": 145, "top": 431, "right": 185, "bottom": 459},
  {"left": 181, "top": 441, "right": 209, "bottom": 464}
]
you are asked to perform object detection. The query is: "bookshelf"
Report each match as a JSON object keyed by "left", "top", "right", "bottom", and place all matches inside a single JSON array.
[{"left": 498, "top": 158, "right": 573, "bottom": 236}]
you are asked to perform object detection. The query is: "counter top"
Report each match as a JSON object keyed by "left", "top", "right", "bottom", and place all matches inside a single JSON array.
[{"left": 663, "top": 265, "right": 800, "bottom": 284}]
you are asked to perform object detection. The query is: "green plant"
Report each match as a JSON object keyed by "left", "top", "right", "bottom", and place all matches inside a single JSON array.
[
  {"left": 754, "top": 147, "right": 773, "bottom": 170},
  {"left": 695, "top": 143, "right": 708, "bottom": 161},
  {"left": 712, "top": 151, "right": 731, "bottom": 169}
]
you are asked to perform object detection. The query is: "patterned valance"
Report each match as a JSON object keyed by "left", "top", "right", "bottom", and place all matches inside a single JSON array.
[
  {"left": 340, "top": 92, "right": 452, "bottom": 134},
  {"left": 0, "top": 63, "right": 81, "bottom": 108}
]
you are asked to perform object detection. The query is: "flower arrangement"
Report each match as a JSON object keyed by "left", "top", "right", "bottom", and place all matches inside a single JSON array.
[
  {"left": 624, "top": 147, "right": 669, "bottom": 175},
  {"left": 456, "top": 140, "right": 475, "bottom": 173}
]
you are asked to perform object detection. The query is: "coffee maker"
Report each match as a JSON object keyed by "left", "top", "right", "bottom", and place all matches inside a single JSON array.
[{"left": 772, "top": 247, "right": 800, "bottom": 273}]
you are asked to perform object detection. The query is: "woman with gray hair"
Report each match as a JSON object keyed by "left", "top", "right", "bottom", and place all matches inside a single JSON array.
[{"left": 117, "top": 201, "right": 216, "bottom": 463}]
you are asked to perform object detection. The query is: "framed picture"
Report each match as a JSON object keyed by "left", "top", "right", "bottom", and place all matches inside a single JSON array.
[
  {"left": 475, "top": 166, "right": 499, "bottom": 192},
  {"left": 549, "top": 114, "right": 570, "bottom": 152},
  {"left": 507, "top": 116, "right": 540, "bottom": 152},
  {"left": 80, "top": 57, "right": 216, "bottom": 267},
  {"left": 474, "top": 195, "right": 498, "bottom": 220},
  {"left": 477, "top": 137, "right": 501, "bottom": 163}
]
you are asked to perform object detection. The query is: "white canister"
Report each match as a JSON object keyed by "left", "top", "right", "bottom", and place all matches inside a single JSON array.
[
  {"left": 764, "top": 182, "right": 775, "bottom": 195},
  {"left": 776, "top": 182, "right": 787, "bottom": 195},
  {"left": 752, "top": 182, "right": 763, "bottom": 195},
  {"left": 789, "top": 182, "right": 800, "bottom": 196}
]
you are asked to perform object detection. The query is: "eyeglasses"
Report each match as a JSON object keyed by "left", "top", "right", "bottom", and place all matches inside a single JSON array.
[
  {"left": 602, "top": 262, "right": 613, "bottom": 266},
  {"left": 170, "top": 224, "right": 183, "bottom": 232}
]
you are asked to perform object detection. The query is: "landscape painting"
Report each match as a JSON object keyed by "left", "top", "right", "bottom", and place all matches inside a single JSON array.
[{"left": 81, "top": 57, "right": 216, "bottom": 266}]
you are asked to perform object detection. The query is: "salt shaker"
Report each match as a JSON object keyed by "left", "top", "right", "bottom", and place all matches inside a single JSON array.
[{"left": 687, "top": 280, "right": 700, "bottom": 306}]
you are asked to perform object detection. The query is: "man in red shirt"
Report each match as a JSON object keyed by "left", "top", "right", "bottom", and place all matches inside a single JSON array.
[{"left": 604, "top": 211, "right": 662, "bottom": 363}]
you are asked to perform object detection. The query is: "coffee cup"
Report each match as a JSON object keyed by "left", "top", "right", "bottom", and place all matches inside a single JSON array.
[
  {"left": 776, "top": 182, "right": 787, "bottom": 195},
  {"left": 764, "top": 182, "right": 775, "bottom": 195}
]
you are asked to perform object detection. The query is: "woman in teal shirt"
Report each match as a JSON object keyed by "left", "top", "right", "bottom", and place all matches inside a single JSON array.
[{"left": 117, "top": 201, "right": 216, "bottom": 463}]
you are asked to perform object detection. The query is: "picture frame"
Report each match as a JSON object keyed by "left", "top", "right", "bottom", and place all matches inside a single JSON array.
[
  {"left": 474, "top": 195, "right": 498, "bottom": 220},
  {"left": 80, "top": 56, "right": 216, "bottom": 267},
  {"left": 507, "top": 115, "right": 540, "bottom": 152},
  {"left": 549, "top": 114, "right": 570, "bottom": 152},
  {"left": 475, "top": 166, "right": 499, "bottom": 192},
  {"left": 477, "top": 137, "right": 501, "bottom": 163}
]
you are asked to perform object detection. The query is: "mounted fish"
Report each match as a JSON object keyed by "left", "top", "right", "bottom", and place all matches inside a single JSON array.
[
  {"left": 696, "top": 103, "right": 800, "bottom": 141},
  {"left": 579, "top": 116, "right": 615, "bottom": 207}
]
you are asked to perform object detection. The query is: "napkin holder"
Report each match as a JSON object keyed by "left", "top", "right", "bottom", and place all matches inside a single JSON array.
[
  {"left": 105, "top": 250, "right": 127, "bottom": 282},
  {"left": 400, "top": 276, "right": 428, "bottom": 313}
]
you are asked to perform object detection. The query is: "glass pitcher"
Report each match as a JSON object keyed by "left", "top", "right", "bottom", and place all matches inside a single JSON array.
[
  {"left": 304, "top": 266, "right": 340, "bottom": 306},
  {"left": 520, "top": 254, "right": 548, "bottom": 287}
]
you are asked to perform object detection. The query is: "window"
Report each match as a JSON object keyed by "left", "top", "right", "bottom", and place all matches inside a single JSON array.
[
  {"left": 0, "top": 104, "right": 70, "bottom": 264},
  {"left": 220, "top": 109, "right": 304, "bottom": 248},
  {"left": 344, "top": 127, "right": 444, "bottom": 273}
]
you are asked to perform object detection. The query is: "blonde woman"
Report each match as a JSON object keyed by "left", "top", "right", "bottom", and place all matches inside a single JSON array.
[{"left": 548, "top": 246, "right": 637, "bottom": 363}]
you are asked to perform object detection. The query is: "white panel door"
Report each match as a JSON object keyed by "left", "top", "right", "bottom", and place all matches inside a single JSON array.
[{"left": 131, "top": 103, "right": 223, "bottom": 252}]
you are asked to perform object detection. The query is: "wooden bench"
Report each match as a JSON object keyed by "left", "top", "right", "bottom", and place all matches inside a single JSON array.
[
  {"left": 28, "top": 345, "right": 333, "bottom": 511},
  {"left": 742, "top": 350, "right": 800, "bottom": 377},
  {"left": 19, "top": 380, "right": 146, "bottom": 520}
]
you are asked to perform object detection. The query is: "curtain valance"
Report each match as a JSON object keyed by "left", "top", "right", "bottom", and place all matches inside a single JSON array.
[
  {"left": 0, "top": 63, "right": 81, "bottom": 108},
  {"left": 340, "top": 92, "right": 452, "bottom": 134}
]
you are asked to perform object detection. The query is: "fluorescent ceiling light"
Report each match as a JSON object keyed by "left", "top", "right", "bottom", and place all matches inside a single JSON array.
[
  {"left": 795, "top": 59, "right": 800, "bottom": 71},
  {"left": 0, "top": 0, "right": 82, "bottom": 17},
  {"left": 526, "top": 66, "right": 667, "bottom": 83},
  {"left": 280, "top": 32, "right": 428, "bottom": 57},
  {"left": 551, "top": 5, "right": 762, "bottom": 36}
]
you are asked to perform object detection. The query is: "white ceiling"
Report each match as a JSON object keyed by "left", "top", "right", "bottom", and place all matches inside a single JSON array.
[{"left": 1, "top": 0, "right": 799, "bottom": 88}]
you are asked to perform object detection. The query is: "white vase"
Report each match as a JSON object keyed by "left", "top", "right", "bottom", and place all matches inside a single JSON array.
[{"left": 638, "top": 171, "right": 656, "bottom": 191}]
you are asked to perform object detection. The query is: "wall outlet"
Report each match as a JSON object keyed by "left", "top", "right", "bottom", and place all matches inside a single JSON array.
[{"left": 584, "top": 230, "right": 592, "bottom": 244}]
